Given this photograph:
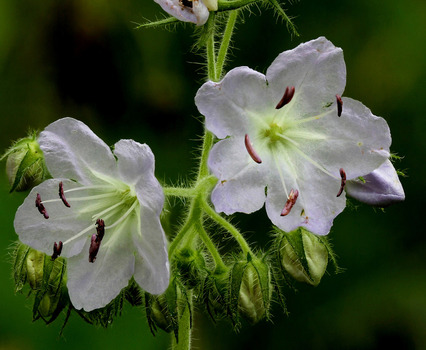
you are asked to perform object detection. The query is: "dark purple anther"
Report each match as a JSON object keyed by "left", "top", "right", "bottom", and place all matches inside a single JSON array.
[
  {"left": 244, "top": 134, "right": 262, "bottom": 164},
  {"left": 336, "top": 94, "right": 343, "bottom": 117},
  {"left": 35, "top": 193, "right": 49, "bottom": 219},
  {"left": 89, "top": 219, "right": 105, "bottom": 263},
  {"left": 281, "top": 189, "right": 299, "bottom": 216},
  {"left": 336, "top": 168, "right": 346, "bottom": 197},
  {"left": 276, "top": 86, "right": 295, "bottom": 109},
  {"left": 51, "top": 241, "right": 63, "bottom": 260},
  {"left": 59, "top": 181, "right": 71, "bottom": 208}
]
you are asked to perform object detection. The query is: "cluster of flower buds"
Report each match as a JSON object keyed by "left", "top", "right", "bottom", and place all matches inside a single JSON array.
[
  {"left": 1, "top": 133, "right": 48, "bottom": 192},
  {"left": 13, "top": 242, "right": 69, "bottom": 323},
  {"left": 275, "top": 228, "right": 332, "bottom": 287}
]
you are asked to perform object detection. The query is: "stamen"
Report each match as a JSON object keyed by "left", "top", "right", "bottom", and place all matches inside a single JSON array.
[
  {"left": 59, "top": 182, "right": 71, "bottom": 208},
  {"left": 276, "top": 86, "right": 295, "bottom": 109},
  {"left": 336, "top": 94, "right": 343, "bottom": 117},
  {"left": 336, "top": 168, "right": 346, "bottom": 197},
  {"left": 89, "top": 234, "right": 100, "bottom": 263},
  {"left": 244, "top": 134, "right": 262, "bottom": 164},
  {"left": 281, "top": 189, "right": 299, "bottom": 216},
  {"left": 35, "top": 193, "right": 49, "bottom": 219},
  {"left": 51, "top": 241, "right": 63, "bottom": 260},
  {"left": 89, "top": 219, "right": 105, "bottom": 263}
]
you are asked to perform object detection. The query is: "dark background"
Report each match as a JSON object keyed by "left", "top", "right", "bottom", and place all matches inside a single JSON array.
[{"left": 0, "top": 0, "right": 425, "bottom": 349}]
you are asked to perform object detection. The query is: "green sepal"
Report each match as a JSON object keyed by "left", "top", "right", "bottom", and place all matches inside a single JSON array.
[
  {"left": 270, "top": 267, "right": 288, "bottom": 316},
  {"left": 228, "top": 259, "right": 248, "bottom": 327},
  {"left": 249, "top": 256, "right": 271, "bottom": 321},
  {"left": 10, "top": 150, "right": 45, "bottom": 193},
  {"left": 263, "top": 0, "right": 298, "bottom": 37},
  {"left": 125, "top": 278, "right": 144, "bottom": 306},
  {"left": 32, "top": 256, "right": 68, "bottom": 324},
  {"left": 12, "top": 242, "right": 31, "bottom": 293},
  {"left": 26, "top": 248, "right": 45, "bottom": 290},
  {"left": 201, "top": 270, "right": 229, "bottom": 322},
  {"left": 135, "top": 16, "right": 180, "bottom": 30}
]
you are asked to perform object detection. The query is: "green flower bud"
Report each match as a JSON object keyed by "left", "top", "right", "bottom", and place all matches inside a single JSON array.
[
  {"left": 26, "top": 248, "right": 45, "bottom": 290},
  {"left": 1, "top": 133, "right": 48, "bottom": 192},
  {"left": 175, "top": 247, "right": 206, "bottom": 289},
  {"left": 150, "top": 294, "right": 174, "bottom": 333},
  {"left": 279, "top": 228, "right": 328, "bottom": 286},
  {"left": 203, "top": 270, "right": 229, "bottom": 319},
  {"left": 238, "top": 261, "right": 271, "bottom": 324}
]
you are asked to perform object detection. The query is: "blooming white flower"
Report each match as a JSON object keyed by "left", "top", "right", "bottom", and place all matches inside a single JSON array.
[
  {"left": 14, "top": 118, "right": 170, "bottom": 311},
  {"left": 345, "top": 159, "right": 405, "bottom": 206},
  {"left": 154, "top": 0, "right": 214, "bottom": 26},
  {"left": 195, "top": 37, "right": 393, "bottom": 235}
]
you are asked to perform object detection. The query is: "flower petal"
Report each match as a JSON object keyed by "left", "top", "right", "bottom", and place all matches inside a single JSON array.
[
  {"left": 38, "top": 118, "right": 117, "bottom": 184},
  {"left": 209, "top": 137, "right": 266, "bottom": 214},
  {"left": 195, "top": 67, "right": 271, "bottom": 139},
  {"left": 296, "top": 98, "right": 391, "bottom": 179},
  {"left": 132, "top": 205, "right": 169, "bottom": 295},
  {"left": 154, "top": 0, "right": 209, "bottom": 25},
  {"left": 14, "top": 179, "right": 90, "bottom": 257},
  {"left": 265, "top": 158, "right": 346, "bottom": 235},
  {"left": 67, "top": 227, "right": 135, "bottom": 311},
  {"left": 266, "top": 37, "right": 346, "bottom": 117},
  {"left": 114, "top": 139, "right": 164, "bottom": 215},
  {"left": 345, "top": 159, "right": 405, "bottom": 206}
]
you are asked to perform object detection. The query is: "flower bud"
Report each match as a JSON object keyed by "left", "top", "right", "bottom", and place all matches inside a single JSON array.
[
  {"left": 203, "top": 0, "right": 218, "bottom": 11},
  {"left": 175, "top": 247, "right": 206, "bottom": 289},
  {"left": 279, "top": 228, "right": 328, "bottom": 286},
  {"left": 1, "top": 133, "right": 48, "bottom": 192},
  {"left": 237, "top": 259, "right": 271, "bottom": 324},
  {"left": 26, "top": 248, "right": 45, "bottom": 290}
]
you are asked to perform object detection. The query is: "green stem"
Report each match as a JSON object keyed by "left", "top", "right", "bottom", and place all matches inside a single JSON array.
[
  {"left": 163, "top": 187, "right": 196, "bottom": 198},
  {"left": 171, "top": 290, "right": 193, "bottom": 350},
  {"left": 201, "top": 201, "right": 253, "bottom": 255},
  {"left": 195, "top": 220, "right": 227, "bottom": 272},
  {"left": 168, "top": 202, "right": 200, "bottom": 258},
  {"left": 197, "top": 130, "right": 214, "bottom": 182},
  {"left": 215, "top": 10, "right": 238, "bottom": 80},
  {"left": 206, "top": 13, "right": 217, "bottom": 81}
]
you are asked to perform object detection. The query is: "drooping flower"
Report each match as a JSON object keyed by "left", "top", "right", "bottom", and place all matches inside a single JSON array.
[
  {"left": 154, "top": 0, "right": 215, "bottom": 26},
  {"left": 195, "top": 37, "right": 393, "bottom": 235},
  {"left": 14, "top": 118, "right": 169, "bottom": 311},
  {"left": 345, "top": 159, "right": 405, "bottom": 206}
]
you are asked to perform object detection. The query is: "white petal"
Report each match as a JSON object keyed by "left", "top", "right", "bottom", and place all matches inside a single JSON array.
[
  {"left": 14, "top": 179, "right": 92, "bottom": 257},
  {"left": 154, "top": 0, "right": 209, "bottom": 25},
  {"left": 296, "top": 98, "right": 391, "bottom": 179},
  {"left": 38, "top": 118, "right": 117, "bottom": 184},
  {"left": 266, "top": 37, "right": 346, "bottom": 117},
  {"left": 265, "top": 158, "right": 346, "bottom": 235},
  {"left": 209, "top": 137, "right": 266, "bottom": 214},
  {"left": 345, "top": 159, "right": 405, "bottom": 206},
  {"left": 67, "top": 226, "right": 135, "bottom": 311},
  {"left": 132, "top": 205, "right": 169, "bottom": 295},
  {"left": 196, "top": 67, "right": 271, "bottom": 139}
]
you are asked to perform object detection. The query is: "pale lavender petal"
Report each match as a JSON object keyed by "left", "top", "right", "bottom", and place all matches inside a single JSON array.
[{"left": 346, "top": 159, "right": 405, "bottom": 206}]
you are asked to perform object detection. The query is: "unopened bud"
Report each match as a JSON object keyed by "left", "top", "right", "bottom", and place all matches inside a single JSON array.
[
  {"left": 238, "top": 260, "right": 271, "bottom": 324},
  {"left": 279, "top": 228, "right": 328, "bottom": 286},
  {"left": 26, "top": 248, "right": 45, "bottom": 290},
  {"left": 175, "top": 247, "right": 206, "bottom": 289},
  {"left": 1, "top": 133, "right": 48, "bottom": 192},
  {"left": 150, "top": 294, "right": 174, "bottom": 333}
]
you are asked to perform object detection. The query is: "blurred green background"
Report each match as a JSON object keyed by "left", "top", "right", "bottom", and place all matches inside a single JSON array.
[{"left": 1, "top": 0, "right": 425, "bottom": 349}]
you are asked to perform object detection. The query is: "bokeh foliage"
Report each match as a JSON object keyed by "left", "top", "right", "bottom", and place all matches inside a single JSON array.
[{"left": 1, "top": 0, "right": 425, "bottom": 349}]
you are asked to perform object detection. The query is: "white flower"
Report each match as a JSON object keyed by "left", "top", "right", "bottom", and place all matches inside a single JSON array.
[
  {"left": 195, "top": 37, "right": 393, "bottom": 235},
  {"left": 345, "top": 159, "right": 405, "bottom": 206},
  {"left": 154, "top": 0, "right": 213, "bottom": 26},
  {"left": 14, "top": 118, "right": 170, "bottom": 311}
]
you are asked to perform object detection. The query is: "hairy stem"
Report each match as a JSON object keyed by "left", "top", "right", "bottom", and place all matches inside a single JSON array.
[{"left": 215, "top": 10, "right": 238, "bottom": 80}]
